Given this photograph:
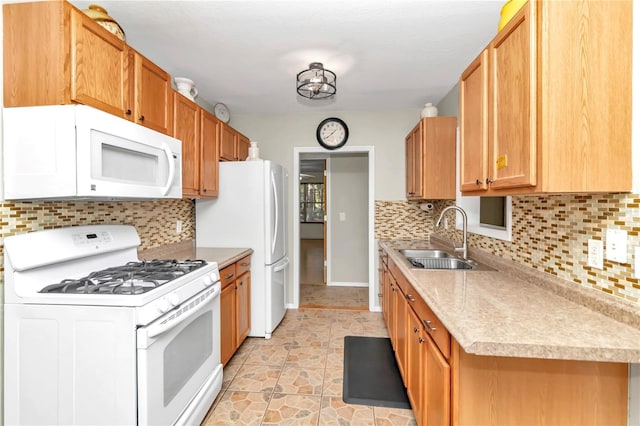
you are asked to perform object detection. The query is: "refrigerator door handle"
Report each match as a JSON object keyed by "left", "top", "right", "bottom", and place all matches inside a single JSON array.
[
  {"left": 273, "top": 258, "right": 289, "bottom": 272},
  {"left": 271, "top": 171, "right": 278, "bottom": 255}
]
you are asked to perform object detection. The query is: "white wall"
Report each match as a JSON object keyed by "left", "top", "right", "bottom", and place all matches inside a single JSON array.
[
  {"left": 232, "top": 109, "right": 419, "bottom": 303},
  {"left": 329, "top": 155, "right": 368, "bottom": 285}
]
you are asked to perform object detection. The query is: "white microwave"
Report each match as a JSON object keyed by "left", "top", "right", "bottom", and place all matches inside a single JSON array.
[{"left": 3, "top": 105, "right": 182, "bottom": 200}]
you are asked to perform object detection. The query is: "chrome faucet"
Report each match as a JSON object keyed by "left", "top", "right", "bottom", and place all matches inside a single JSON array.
[{"left": 435, "top": 205, "right": 468, "bottom": 259}]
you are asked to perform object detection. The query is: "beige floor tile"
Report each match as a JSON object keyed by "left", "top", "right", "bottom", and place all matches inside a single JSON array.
[
  {"left": 202, "top": 391, "right": 269, "bottom": 426},
  {"left": 320, "top": 396, "right": 375, "bottom": 425},
  {"left": 274, "top": 366, "right": 324, "bottom": 395},
  {"left": 326, "top": 347, "right": 345, "bottom": 371},
  {"left": 227, "top": 364, "right": 281, "bottom": 393},
  {"left": 373, "top": 406, "right": 417, "bottom": 426},
  {"left": 262, "top": 393, "right": 321, "bottom": 425},
  {"left": 322, "top": 365, "right": 343, "bottom": 397},
  {"left": 243, "top": 345, "right": 289, "bottom": 366},
  {"left": 285, "top": 346, "right": 328, "bottom": 368},
  {"left": 221, "top": 361, "right": 242, "bottom": 390}
]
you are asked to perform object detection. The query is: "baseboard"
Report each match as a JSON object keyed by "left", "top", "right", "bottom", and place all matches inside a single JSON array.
[{"left": 327, "top": 281, "right": 369, "bottom": 287}]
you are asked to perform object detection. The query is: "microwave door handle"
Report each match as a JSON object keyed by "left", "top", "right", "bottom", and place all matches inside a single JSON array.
[{"left": 161, "top": 143, "right": 176, "bottom": 196}]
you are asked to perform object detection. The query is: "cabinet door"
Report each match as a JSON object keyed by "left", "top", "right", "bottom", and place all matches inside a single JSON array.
[
  {"left": 460, "top": 50, "right": 489, "bottom": 192},
  {"left": 394, "top": 282, "right": 408, "bottom": 382},
  {"left": 220, "top": 283, "right": 236, "bottom": 366},
  {"left": 405, "top": 124, "right": 423, "bottom": 199},
  {"left": 488, "top": 2, "right": 536, "bottom": 190},
  {"left": 236, "top": 272, "right": 251, "bottom": 344},
  {"left": 134, "top": 52, "right": 172, "bottom": 134},
  {"left": 173, "top": 93, "right": 200, "bottom": 198},
  {"left": 407, "top": 307, "right": 424, "bottom": 424},
  {"left": 219, "top": 123, "right": 236, "bottom": 161},
  {"left": 200, "top": 110, "right": 220, "bottom": 197},
  {"left": 424, "top": 335, "right": 450, "bottom": 426},
  {"left": 70, "top": 8, "right": 129, "bottom": 117},
  {"left": 237, "top": 133, "right": 250, "bottom": 161}
]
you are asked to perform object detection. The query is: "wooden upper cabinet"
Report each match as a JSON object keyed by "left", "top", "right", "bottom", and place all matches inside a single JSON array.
[
  {"left": 4, "top": 1, "right": 174, "bottom": 135},
  {"left": 404, "top": 117, "right": 456, "bottom": 200},
  {"left": 3, "top": 2, "right": 129, "bottom": 114},
  {"left": 219, "top": 123, "right": 237, "bottom": 161},
  {"left": 237, "top": 133, "right": 250, "bottom": 162},
  {"left": 173, "top": 92, "right": 200, "bottom": 198},
  {"left": 70, "top": 8, "right": 129, "bottom": 117},
  {"left": 459, "top": 0, "right": 632, "bottom": 195},
  {"left": 200, "top": 109, "right": 220, "bottom": 197},
  {"left": 459, "top": 50, "right": 489, "bottom": 192},
  {"left": 134, "top": 52, "right": 172, "bottom": 134}
]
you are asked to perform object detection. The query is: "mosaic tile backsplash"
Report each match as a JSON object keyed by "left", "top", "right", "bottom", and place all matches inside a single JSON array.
[
  {"left": 376, "top": 194, "right": 640, "bottom": 304},
  {"left": 0, "top": 199, "right": 195, "bottom": 279}
]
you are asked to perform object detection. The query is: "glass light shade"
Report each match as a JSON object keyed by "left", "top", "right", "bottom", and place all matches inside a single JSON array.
[{"left": 296, "top": 62, "right": 336, "bottom": 99}]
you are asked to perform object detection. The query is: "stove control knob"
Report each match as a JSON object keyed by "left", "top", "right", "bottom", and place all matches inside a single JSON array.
[
  {"left": 156, "top": 298, "right": 171, "bottom": 314},
  {"left": 167, "top": 293, "right": 180, "bottom": 307},
  {"left": 203, "top": 275, "right": 213, "bottom": 286}
]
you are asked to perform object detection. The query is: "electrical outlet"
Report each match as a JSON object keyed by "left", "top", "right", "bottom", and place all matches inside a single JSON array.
[
  {"left": 176, "top": 220, "right": 183, "bottom": 234},
  {"left": 339, "top": 212, "right": 346, "bottom": 222},
  {"left": 606, "top": 229, "right": 627, "bottom": 263},
  {"left": 587, "top": 239, "right": 603, "bottom": 269}
]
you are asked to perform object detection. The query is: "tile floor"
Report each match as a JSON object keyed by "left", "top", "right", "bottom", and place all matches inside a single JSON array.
[{"left": 202, "top": 308, "right": 417, "bottom": 425}]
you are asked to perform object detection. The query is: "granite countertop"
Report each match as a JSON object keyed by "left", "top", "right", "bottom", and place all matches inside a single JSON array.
[
  {"left": 380, "top": 236, "right": 640, "bottom": 363},
  {"left": 139, "top": 240, "right": 252, "bottom": 269}
]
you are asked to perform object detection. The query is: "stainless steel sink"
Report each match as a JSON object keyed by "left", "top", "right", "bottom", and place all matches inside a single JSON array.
[
  {"left": 409, "top": 257, "right": 474, "bottom": 270},
  {"left": 399, "top": 249, "right": 455, "bottom": 259}
]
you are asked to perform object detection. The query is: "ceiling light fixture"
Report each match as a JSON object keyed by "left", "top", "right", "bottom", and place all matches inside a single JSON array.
[{"left": 296, "top": 62, "right": 336, "bottom": 99}]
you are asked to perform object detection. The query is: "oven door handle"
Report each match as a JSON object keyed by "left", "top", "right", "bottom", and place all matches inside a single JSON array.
[{"left": 144, "top": 285, "right": 220, "bottom": 340}]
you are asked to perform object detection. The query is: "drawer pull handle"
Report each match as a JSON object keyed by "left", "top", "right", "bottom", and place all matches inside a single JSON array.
[
  {"left": 378, "top": 293, "right": 383, "bottom": 297},
  {"left": 241, "top": 262, "right": 250, "bottom": 266},
  {"left": 225, "top": 273, "right": 235, "bottom": 280},
  {"left": 423, "top": 319, "right": 437, "bottom": 333}
]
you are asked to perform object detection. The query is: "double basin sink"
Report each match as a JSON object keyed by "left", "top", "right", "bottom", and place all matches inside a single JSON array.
[{"left": 398, "top": 249, "right": 495, "bottom": 271}]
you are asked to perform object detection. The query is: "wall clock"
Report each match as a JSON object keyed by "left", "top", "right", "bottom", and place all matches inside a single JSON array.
[{"left": 316, "top": 117, "right": 349, "bottom": 150}]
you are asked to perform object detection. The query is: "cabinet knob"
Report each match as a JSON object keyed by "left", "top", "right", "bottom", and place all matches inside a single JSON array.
[
  {"left": 406, "top": 294, "right": 415, "bottom": 302},
  {"left": 475, "top": 179, "right": 482, "bottom": 185},
  {"left": 418, "top": 337, "right": 424, "bottom": 343},
  {"left": 125, "top": 109, "right": 132, "bottom": 116},
  {"left": 486, "top": 178, "right": 494, "bottom": 184},
  {"left": 203, "top": 188, "right": 207, "bottom": 193},
  {"left": 139, "top": 115, "right": 145, "bottom": 121},
  {"left": 413, "top": 327, "right": 419, "bottom": 333}
]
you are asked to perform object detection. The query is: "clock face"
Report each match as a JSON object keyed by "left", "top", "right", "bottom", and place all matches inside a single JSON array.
[
  {"left": 214, "top": 103, "right": 230, "bottom": 123},
  {"left": 316, "top": 118, "right": 349, "bottom": 150}
]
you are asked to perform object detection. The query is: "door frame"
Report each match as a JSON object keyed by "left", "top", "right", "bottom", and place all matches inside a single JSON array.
[{"left": 292, "top": 146, "right": 377, "bottom": 311}]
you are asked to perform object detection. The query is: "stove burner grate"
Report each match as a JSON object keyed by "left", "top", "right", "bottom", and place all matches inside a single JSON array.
[{"left": 40, "top": 259, "right": 208, "bottom": 295}]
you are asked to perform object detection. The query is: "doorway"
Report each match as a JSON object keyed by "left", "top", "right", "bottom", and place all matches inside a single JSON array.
[{"left": 292, "top": 146, "right": 376, "bottom": 311}]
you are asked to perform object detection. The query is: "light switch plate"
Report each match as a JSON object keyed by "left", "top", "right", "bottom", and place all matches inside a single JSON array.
[
  {"left": 606, "top": 229, "right": 628, "bottom": 263},
  {"left": 587, "top": 239, "right": 603, "bottom": 269},
  {"left": 339, "top": 212, "right": 346, "bottom": 222}
]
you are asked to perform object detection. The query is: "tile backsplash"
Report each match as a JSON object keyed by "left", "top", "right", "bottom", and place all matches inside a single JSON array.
[
  {"left": 0, "top": 199, "right": 195, "bottom": 279},
  {"left": 376, "top": 194, "right": 640, "bottom": 304}
]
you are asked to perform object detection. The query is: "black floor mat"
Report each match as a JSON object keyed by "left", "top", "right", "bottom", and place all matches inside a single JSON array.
[{"left": 342, "top": 336, "right": 411, "bottom": 409}]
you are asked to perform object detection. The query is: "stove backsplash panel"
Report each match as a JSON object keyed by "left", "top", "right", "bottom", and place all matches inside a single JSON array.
[{"left": 0, "top": 199, "right": 195, "bottom": 281}]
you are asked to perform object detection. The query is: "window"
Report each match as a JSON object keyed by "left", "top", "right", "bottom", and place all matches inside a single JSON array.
[{"left": 300, "top": 183, "right": 324, "bottom": 223}]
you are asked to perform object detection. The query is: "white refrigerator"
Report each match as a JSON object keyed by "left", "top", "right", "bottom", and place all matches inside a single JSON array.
[{"left": 196, "top": 160, "right": 288, "bottom": 338}]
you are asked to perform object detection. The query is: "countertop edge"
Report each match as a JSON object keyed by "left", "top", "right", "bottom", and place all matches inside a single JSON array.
[
  {"left": 380, "top": 238, "right": 640, "bottom": 363},
  {"left": 138, "top": 240, "right": 253, "bottom": 269}
]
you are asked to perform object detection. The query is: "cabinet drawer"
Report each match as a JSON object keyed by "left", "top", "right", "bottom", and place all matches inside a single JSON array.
[
  {"left": 220, "top": 264, "right": 236, "bottom": 288},
  {"left": 406, "top": 285, "right": 451, "bottom": 360},
  {"left": 236, "top": 255, "right": 251, "bottom": 276}
]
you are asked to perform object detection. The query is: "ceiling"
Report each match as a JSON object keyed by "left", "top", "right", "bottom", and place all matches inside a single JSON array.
[{"left": 70, "top": 1, "right": 503, "bottom": 116}]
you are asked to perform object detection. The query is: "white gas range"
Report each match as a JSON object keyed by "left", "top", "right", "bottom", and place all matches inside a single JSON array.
[{"left": 3, "top": 225, "right": 223, "bottom": 426}]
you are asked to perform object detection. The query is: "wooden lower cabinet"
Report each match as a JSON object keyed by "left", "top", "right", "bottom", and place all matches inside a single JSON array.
[
  {"left": 219, "top": 255, "right": 252, "bottom": 365},
  {"left": 381, "top": 246, "right": 628, "bottom": 425}
]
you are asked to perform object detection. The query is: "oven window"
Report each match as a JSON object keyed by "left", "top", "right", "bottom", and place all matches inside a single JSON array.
[{"left": 163, "top": 312, "right": 213, "bottom": 406}]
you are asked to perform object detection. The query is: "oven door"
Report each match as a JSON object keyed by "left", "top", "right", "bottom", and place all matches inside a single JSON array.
[{"left": 136, "top": 283, "right": 222, "bottom": 426}]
